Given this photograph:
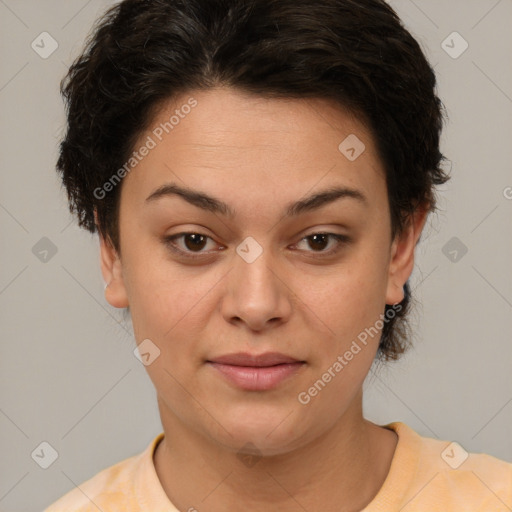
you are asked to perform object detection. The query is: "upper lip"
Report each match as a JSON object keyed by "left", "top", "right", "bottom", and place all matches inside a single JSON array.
[{"left": 208, "top": 352, "right": 303, "bottom": 367}]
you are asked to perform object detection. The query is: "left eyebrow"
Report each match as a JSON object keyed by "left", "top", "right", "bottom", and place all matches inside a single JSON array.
[
  {"left": 284, "top": 186, "right": 367, "bottom": 217},
  {"left": 144, "top": 182, "right": 367, "bottom": 217}
]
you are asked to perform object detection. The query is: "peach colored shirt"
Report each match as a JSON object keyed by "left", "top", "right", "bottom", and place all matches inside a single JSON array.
[{"left": 44, "top": 422, "right": 512, "bottom": 511}]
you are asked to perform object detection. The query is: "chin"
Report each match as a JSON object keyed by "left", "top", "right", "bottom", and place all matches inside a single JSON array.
[{"left": 210, "top": 402, "right": 309, "bottom": 456}]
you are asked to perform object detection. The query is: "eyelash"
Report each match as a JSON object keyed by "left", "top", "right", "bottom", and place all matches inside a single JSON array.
[{"left": 162, "top": 232, "right": 350, "bottom": 260}]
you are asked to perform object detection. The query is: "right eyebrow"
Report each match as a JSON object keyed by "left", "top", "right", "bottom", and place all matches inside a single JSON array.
[{"left": 145, "top": 183, "right": 234, "bottom": 217}]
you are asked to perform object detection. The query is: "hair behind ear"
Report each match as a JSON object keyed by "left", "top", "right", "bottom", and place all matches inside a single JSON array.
[{"left": 379, "top": 282, "right": 411, "bottom": 360}]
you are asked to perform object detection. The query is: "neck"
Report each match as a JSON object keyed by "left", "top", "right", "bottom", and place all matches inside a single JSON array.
[{"left": 153, "top": 391, "right": 398, "bottom": 512}]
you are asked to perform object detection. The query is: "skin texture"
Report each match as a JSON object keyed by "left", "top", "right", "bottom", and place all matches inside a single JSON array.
[{"left": 99, "top": 87, "right": 427, "bottom": 511}]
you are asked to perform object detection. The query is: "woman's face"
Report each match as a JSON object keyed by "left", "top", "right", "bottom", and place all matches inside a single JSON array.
[{"left": 101, "top": 87, "right": 420, "bottom": 455}]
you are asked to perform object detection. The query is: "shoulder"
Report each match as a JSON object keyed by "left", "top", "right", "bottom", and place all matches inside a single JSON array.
[
  {"left": 43, "top": 456, "right": 138, "bottom": 512},
  {"left": 43, "top": 434, "right": 164, "bottom": 512},
  {"left": 387, "top": 422, "right": 512, "bottom": 511}
]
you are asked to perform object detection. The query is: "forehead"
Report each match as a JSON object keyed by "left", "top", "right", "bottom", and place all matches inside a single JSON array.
[{"left": 120, "top": 87, "right": 387, "bottom": 213}]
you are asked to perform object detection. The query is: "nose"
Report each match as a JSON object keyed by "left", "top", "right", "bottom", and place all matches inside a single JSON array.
[{"left": 220, "top": 239, "right": 293, "bottom": 332}]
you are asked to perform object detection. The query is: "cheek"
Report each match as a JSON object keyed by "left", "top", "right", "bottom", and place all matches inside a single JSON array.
[
  {"left": 295, "top": 255, "right": 390, "bottom": 344},
  {"left": 123, "top": 246, "right": 226, "bottom": 358},
  {"left": 128, "top": 273, "right": 205, "bottom": 341}
]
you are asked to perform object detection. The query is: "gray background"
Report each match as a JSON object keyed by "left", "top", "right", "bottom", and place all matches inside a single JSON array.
[{"left": 1, "top": 1, "right": 511, "bottom": 511}]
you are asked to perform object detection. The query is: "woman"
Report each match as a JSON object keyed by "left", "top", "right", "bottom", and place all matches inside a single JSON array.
[{"left": 45, "top": 0, "right": 512, "bottom": 510}]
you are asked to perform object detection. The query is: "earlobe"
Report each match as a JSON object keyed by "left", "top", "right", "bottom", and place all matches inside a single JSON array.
[
  {"left": 97, "top": 226, "right": 130, "bottom": 309},
  {"left": 385, "top": 207, "right": 428, "bottom": 305}
]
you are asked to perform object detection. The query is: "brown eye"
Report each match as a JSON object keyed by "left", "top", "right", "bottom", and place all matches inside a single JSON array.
[
  {"left": 307, "top": 234, "right": 330, "bottom": 251},
  {"left": 295, "top": 233, "right": 349, "bottom": 256},
  {"left": 183, "top": 233, "right": 208, "bottom": 251},
  {"left": 163, "top": 232, "right": 219, "bottom": 259}
]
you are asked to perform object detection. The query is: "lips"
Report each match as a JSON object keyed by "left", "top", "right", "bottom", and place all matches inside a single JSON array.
[
  {"left": 209, "top": 352, "right": 302, "bottom": 367},
  {"left": 207, "top": 352, "right": 305, "bottom": 391}
]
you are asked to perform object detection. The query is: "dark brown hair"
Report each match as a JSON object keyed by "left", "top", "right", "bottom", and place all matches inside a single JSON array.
[{"left": 57, "top": 0, "right": 449, "bottom": 360}]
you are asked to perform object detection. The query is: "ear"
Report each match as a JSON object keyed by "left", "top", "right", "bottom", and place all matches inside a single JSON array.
[
  {"left": 95, "top": 210, "right": 129, "bottom": 309},
  {"left": 385, "top": 206, "right": 428, "bottom": 305}
]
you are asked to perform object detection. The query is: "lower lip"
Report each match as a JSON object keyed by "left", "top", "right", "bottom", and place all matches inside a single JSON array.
[{"left": 208, "top": 362, "right": 304, "bottom": 391}]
